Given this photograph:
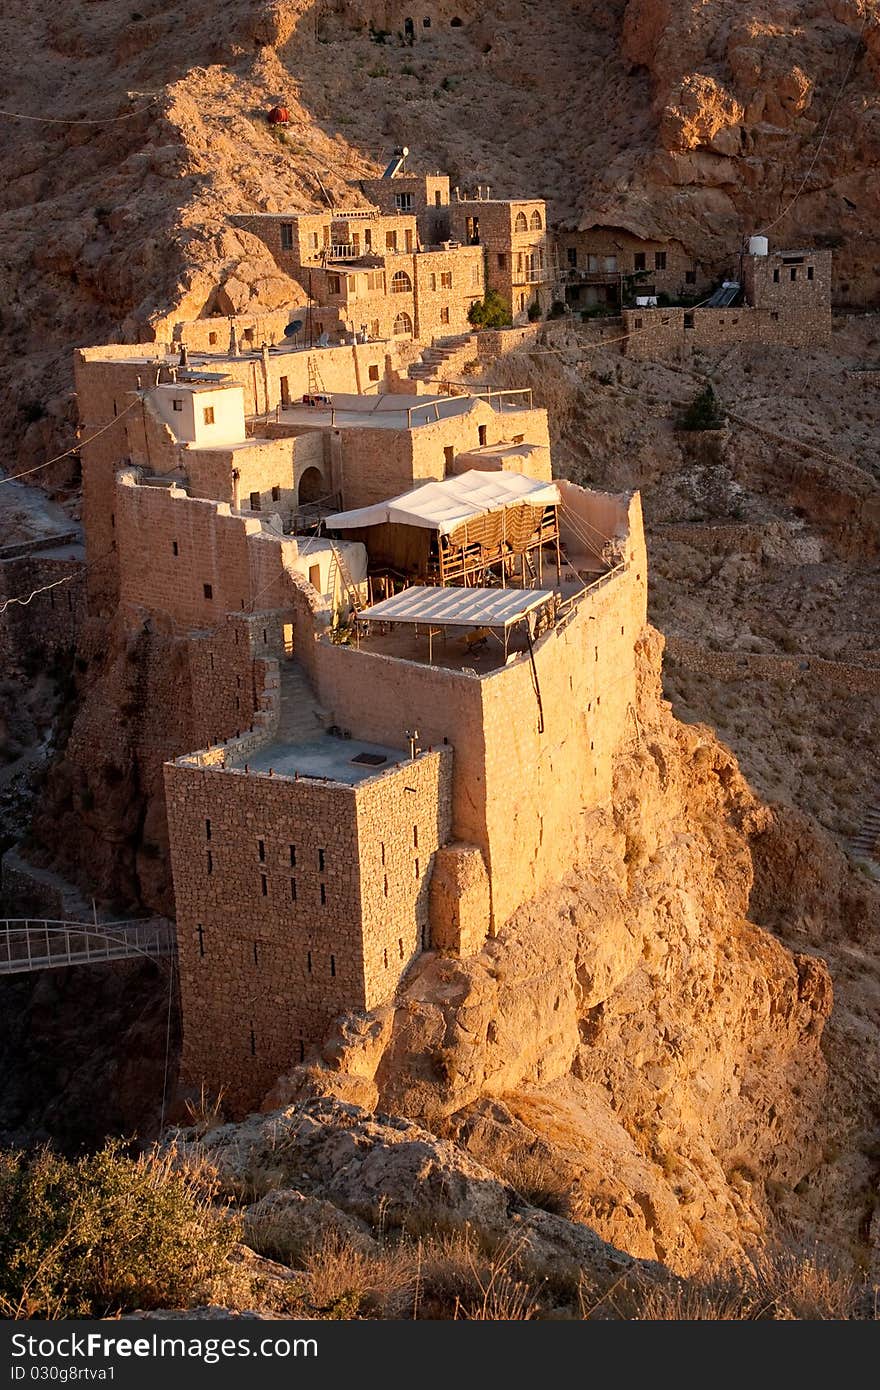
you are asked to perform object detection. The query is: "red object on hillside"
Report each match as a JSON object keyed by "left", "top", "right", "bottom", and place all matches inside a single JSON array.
[{"left": 268, "top": 105, "right": 290, "bottom": 125}]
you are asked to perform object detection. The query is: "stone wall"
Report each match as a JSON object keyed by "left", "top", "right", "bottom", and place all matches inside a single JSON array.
[
  {"left": 0, "top": 550, "right": 86, "bottom": 668},
  {"left": 556, "top": 227, "right": 705, "bottom": 306},
  {"left": 164, "top": 744, "right": 451, "bottom": 1111},
  {"left": 665, "top": 636, "right": 880, "bottom": 696},
  {"left": 311, "top": 488, "right": 648, "bottom": 929}
]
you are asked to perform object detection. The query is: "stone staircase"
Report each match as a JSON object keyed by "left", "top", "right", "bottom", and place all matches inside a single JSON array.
[
  {"left": 275, "top": 660, "right": 330, "bottom": 745},
  {"left": 851, "top": 804, "right": 880, "bottom": 875},
  {"left": 407, "top": 333, "right": 478, "bottom": 384}
]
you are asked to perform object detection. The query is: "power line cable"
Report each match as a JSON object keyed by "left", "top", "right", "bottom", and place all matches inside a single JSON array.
[
  {"left": 0, "top": 95, "right": 162, "bottom": 126},
  {"left": 0, "top": 398, "right": 140, "bottom": 486}
]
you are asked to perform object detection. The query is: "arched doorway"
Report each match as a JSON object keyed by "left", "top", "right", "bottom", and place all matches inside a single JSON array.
[
  {"left": 298, "top": 466, "right": 325, "bottom": 506},
  {"left": 404, "top": 17, "right": 415, "bottom": 38}
]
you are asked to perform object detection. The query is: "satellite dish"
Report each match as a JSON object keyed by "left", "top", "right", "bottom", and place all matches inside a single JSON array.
[{"left": 284, "top": 319, "right": 304, "bottom": 338}]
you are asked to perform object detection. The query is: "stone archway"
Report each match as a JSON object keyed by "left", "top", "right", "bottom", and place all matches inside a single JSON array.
[{"left": 298, "top": 466, "right": 326, "bottom": 506}]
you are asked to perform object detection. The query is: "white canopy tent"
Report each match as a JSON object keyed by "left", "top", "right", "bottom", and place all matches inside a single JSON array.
[
  {"left": 354, "top": 584, "right": 557, "bottom": 663},
  {"left": 325, "top": 471, "right": 560, "bottom": 536}
]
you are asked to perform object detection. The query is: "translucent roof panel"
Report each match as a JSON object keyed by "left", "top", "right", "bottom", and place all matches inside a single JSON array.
[{"left": 355, "top": 585, "right": 554, "bottom": 629}]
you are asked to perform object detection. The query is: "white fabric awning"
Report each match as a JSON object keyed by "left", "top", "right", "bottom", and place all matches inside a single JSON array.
[
  {"left": 355, "top": 585, "right": 555, "bottom": 629},
  {"left": 325, "top": 470, "right": 560, "bottom": 535}
]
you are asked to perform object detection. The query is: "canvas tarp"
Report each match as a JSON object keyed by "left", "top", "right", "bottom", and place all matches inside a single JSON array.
[{"left": 325, "top": 471, "right": 560, "bottom": 536}]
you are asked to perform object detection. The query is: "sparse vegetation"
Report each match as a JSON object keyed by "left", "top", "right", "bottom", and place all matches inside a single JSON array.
[{"left": 0, "top": 1142, "right": 238, "bottom": 1318}]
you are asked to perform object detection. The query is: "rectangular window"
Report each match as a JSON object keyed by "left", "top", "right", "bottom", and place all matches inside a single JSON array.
[
  {"left": 654, "top": 251, "right": 667, "bottom": 270},
  {"left": 807, "top": 265, "right": 814, "bottom": 281},
  {"left": 280, "top": 223, "right": 294, "bottom": 250},
  {"left": 290, "top": 845, "right": 296, "bottom": 866},
  {"left": 773, "top": 268, "right": 780, "bottom": 283},
  {"left": 310, "top": 231, "right": 319, "bottom": 250},
  {"left": 603, "top": 255, "right": 617, "bottom": 273},
  {"left": 249, "top": 491, "right": 261, "bottom": 511},
  {"left": 307, "top": 949, "right": 312, "bottom": 972},
  {"left": 633, "top": 317, "right": 643, "bottom": 330},
  {"left": 172, "top": 540, "right": 179, "bottom": 556},
  {"left": 567, "top": 248, "right": 577, "bottom": 267},
  {"left": 370, "top": 319, "right": 380, "bottom": 338},
  {"left": 208, "top": 331, "right": 217, "bottom": 345},
  {"left": 471, "top": 266, "right": 480, "bottom": 286},
  {"left": 260, "top": 874, "right": 268, "bottom": 896},
  {"left": 205, "top": 819, "right": 211, "bottom": 841},
  {"left": 429, "top": 272, "right": 437, "bottom": 291},
  {"left": 441, "top": 271, "right": 452, "bottom": 288},
  {"left": 386, "top": 231, "right": 397, "bottom": 252},
  {"left": 587, "top": 254, "right": 599, "bottom": 272},
  {"left": 634, "top": 252, "right": 646, "bottom": 271},
  {"left": 328, "top": 273, "right": 342, "bottom": 294},
  {"left": 271, "top": 485, "right": 280, "bottom": 502},
  {"left": 684, "top": 312, "right": 695, "bottom": 329},
  {"left": 368, "top": 364, "right": 380, "bottom": 381},
  {"left": 320, "top": 883, "right": 326, "bottom": 905},
  {"left": 394, "top": 192, "right": 414, "bottom": 211},
  {"left": 498, "top": 252, "right": 506, "bottom": 269},
  {"left": 203, "top": 407, "right": 215, "bottom": 425},
  {"left": 790, "top": 267, "right": 797, "bottom": 281},
  {"left": 308, "top": 563, "right": 321, "bottom": 590},
  {"left": 258, "top": 839, "right": 265, "bottom": 862},
  {"left": 172, "top": 399, "right": 183, "bottom": 412},
  {"left": 203, "top": 583, "right": 213, "bottom": 599},
  {"left": 440, "top": 306, "right": 450, "bottom": 324},
  {"left": 330, "top": 954, "right": 336, "bottom": 977},
  {"left": 685, "top": 270, "right": 696, "bottom": 285}
]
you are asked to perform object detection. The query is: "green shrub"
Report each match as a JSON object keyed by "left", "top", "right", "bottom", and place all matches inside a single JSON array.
[
  {"left": 527, "top": 299, "right": 542, "bottom": 322},
  {"left": 0, "top": 1143, "right": 238, "bottom": 1318},
  {"left": 468, "top": 289, "right": 512, "bottom": 329},
  {"left": 677, "top": 383, "right": 726, "bottom": 432},
  {"left": 547, "top": 301, "right": 567, "bottom": 320}
]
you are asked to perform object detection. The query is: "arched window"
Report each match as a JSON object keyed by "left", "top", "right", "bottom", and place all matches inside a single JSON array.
[
  {"left": 391, "top": 270, "right": 412, "bottom": 294},
  {"left": 514, "top": 211, "right": 528, "bottom": 232},
  {"left": 393, "top": 311, "right": 413, "bottom": 337},
  {"left": 530, "top": 209, "right": 543, "bottom": 230},
  {"left": 450, "top": 16, "right": 463, "bottom": 26}
]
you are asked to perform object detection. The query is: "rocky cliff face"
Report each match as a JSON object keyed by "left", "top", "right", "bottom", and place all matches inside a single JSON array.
[{"left": 265, "top": 630, "right": 878, "bottom": 1276}]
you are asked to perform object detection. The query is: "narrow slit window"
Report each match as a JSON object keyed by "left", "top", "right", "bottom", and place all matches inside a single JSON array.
[
  {"left": 290, "top": 844, "right": 296, "bottom": 866},
  {"left": 205, "top": 818, "right": 212, "bottom": 840},
  {"left": 196, "top": 924, "right": 205, "bottom": 957},
  {"left": 318, "top": 848, "right": 325, "bottom": 872},
  {"left": 207, "top": 850, "right": 213, "bottom": 875},
  {"left": 253, "top": 941, "right": 259, "bottom": 965},
  {"left": 307, "top": 949, "right": 312, "bottom": 973},
  {"left": 320, "top": 883, "right": 326, "bottom": 905},
  {"left": 258, "top": 839, "right": 265, "bottom": 862},
  {"left": 330, "top": 954, "right": 336, "bottom": 977},
  {"left": 413, "top": 824, "right": 419, "bottom": 848},
  {"left": 383, "top": 948, "right": 388, "bottom": 969},
  {"left": 290, "top": 878, "right": 297, "bottom": 901},
  {"left": 260, "top": 873, "right": 268, "bottom": 896},
  {"left": 399, "top": 937, "right": 404, "bottom": 959},
  {"left": 250, "top": 1026, "right": 256, "bottom": 1056}
]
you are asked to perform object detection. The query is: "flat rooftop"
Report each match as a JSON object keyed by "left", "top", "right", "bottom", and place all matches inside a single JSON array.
[
  {"left": 272, "top": 389, "right": 532, "bottom": 432},
  {"left": 226, "top": 732, "right": 407, "bottom": 785}
]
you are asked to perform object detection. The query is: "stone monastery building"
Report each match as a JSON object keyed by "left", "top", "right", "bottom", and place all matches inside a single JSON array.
[{"left": 66, "top": 158, "right": 833, "bottom": 1113}]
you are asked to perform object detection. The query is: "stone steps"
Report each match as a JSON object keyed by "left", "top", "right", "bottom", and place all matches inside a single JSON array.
[{"left": 275, "top": 661, "right": 329, "bottom": 745}]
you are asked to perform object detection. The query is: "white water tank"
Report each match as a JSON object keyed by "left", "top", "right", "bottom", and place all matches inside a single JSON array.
[{"left": 748, "top": 235, "right": 769, "bottom": 256}]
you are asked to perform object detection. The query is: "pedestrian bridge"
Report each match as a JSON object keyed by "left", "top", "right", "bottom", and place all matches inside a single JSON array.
[{"left": 0, "top": 918, "right": 175, "bottom": 975}]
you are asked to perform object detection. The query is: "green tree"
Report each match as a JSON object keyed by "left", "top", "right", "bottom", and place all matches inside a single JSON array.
[
  {"left": 467, "top": 289, "right": 512, "bottom": 329},
  {"left": 677, "top": 382, "right": 726, "bottom": 431}
]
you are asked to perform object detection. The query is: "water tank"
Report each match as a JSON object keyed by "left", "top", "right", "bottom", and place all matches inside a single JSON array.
[{"left": 748, "top": 235, "right": 769, "bottom": 257}]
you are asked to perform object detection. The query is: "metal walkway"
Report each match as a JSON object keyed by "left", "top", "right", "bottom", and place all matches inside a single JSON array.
[{"left": 0, "top": 918, "right": 175, "bottom": 975}]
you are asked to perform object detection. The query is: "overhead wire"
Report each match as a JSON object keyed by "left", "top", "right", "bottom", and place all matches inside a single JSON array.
[
  {"left": 0, "top": 95, "right": 162, "bottom": 126},
  {"left": 0, "top": 398, "right": 140, "bottom": 486}
]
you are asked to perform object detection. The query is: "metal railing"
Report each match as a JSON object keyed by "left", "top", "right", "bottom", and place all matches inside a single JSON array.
[{"left": 0, "top": 918, "right": 175, "bottom": 975}]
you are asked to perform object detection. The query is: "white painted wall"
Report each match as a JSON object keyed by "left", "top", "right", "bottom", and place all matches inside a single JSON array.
[{"left": 151, "top": 385, "right": 246, "bottom": 446}]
